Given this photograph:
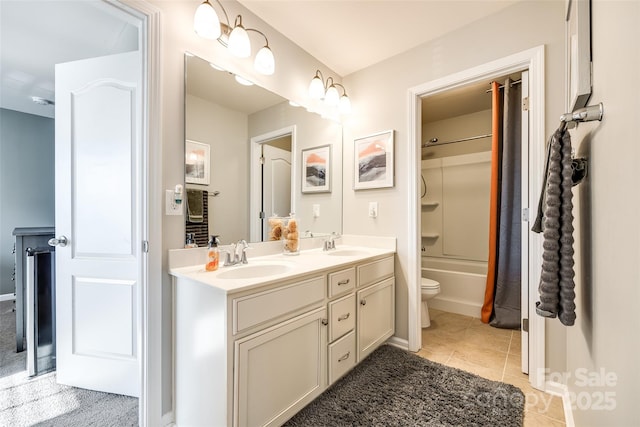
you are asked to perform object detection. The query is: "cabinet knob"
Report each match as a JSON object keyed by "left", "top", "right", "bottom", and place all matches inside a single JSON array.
[
  {"left": 360, "top": 299, "right": 367, "bottom": 306},
  {"left": 321, "top": 318, "right": 328, "bottom": 326}
]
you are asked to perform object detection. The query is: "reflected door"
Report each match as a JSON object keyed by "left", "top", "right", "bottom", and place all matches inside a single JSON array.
[
  {"left": 54, "top": 51, "right": 142, "bottom": 397},
  {"left": 261, "top": 143, "right": 291, "bottom": 241}
]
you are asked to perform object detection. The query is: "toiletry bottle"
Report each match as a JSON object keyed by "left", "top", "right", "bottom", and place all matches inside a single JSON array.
[
  {"left": 205, "top": 235, "right": 220, "bottom": 271},
  {"left": 185, "top": 233, "right": 198, "bottom": 248}
]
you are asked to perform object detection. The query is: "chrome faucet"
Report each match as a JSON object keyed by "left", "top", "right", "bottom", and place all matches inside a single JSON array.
[
  {"left": 222, "top": 239, "right": 251, "bottom": 266},
  {"left": 323, "top": 232, "right": 340, "bottom": 251},
  {"left": 235, "top": 239, "right": 250, "bottom": 264}
]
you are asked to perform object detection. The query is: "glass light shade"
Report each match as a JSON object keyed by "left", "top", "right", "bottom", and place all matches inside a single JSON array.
[
  {"left": 308, "top": 76, "right": 325, "bottom": 100},
  {"left": 254, "top": 46, "right": 275, "bottom": 75},
  {"left": 228, "top": 25, "right": 251, "bottom": 58},
  {"left": 339, "top": 94, "right": 352, "bottom": 114},
  {"left": 234, "top": 75, "right": 254, "bottom": 86},
  {"left": 324, "top": 85, "right": 340, "bottom": 106},
  {"left": 194, "top": 1, "right": 221, "bottom": 40}
]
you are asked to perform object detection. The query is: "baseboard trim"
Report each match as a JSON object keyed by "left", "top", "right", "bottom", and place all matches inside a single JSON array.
[
  {"left": 386, "top": 336, "right": 409, "bottom": 351},
  {"left": 0, "top": 293, "right": 16, "bottom": 302},
  {"left": 161, "top": 411, "right": 175, "bottom": 426},
  {"left": 545, "top": 381, "right": 575, "bottom": 427}
]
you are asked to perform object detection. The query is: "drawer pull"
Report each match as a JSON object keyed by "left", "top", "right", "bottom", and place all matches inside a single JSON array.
[
  {"left": 360, "top": 299, "right": 367, "bottom": 306},
  {"left": 337, "top": 279, "right": 350, "bottom": 286},
  {"left": 337, "top": 313, "right": 351, "bottom": 321},
  {"left": 338, "top": 352, "right": 351, "bottom": 362}
]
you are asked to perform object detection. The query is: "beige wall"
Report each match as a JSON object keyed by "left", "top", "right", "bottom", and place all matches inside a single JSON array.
[
  {"left": 186, "top": 94, "right": 249, "bottom": 243},
  {"left": 342, "top": 1, "right": 567, "bottom": 371},
  {"left": 249, "top": 102, "right": 343, "bottom": 236},
  {"left": 423, "top": 109, "right": 492, "bottom": 159},
  {"left": 567, "top": 1, "right": 640, "bottom": 424}
]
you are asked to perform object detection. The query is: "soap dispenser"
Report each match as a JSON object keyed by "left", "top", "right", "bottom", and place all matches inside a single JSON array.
[
  {"left": 205, "top": 235, "right": 220, "bottom": 271},
  {"left": 185, "top": 233, "right": 198, "bottom": 248}
]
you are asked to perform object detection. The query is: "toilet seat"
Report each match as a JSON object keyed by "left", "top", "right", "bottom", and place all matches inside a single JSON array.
[{"left": 421, "top": 277, "right": 440, "bottom": 290}]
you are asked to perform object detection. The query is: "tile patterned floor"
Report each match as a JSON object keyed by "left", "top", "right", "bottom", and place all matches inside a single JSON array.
[{"left": 417, "top": 308, "right": 566, "bottom": 427}]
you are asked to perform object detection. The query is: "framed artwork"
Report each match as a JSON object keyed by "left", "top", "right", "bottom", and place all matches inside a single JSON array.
[
  {"left": 354, "top": 130, "right": 394, "bottom": 190},
  {"left": 185, "top": 140, "right": 210, "bottom": 185},
  {"left": 566, "top": 0, "right": 592, "bottom": 112},
  {"left": 301, "top": 144, "right": 331, "bottom": 193}
]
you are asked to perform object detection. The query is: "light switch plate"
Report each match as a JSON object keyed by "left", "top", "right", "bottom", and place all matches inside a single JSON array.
[
  {"left": 312, "top": 204, "right": 320, "bottom": 218},
  {"left": 166, "top": 189, "right": 183, "bottom": 216},
  {"left": 368, "top": 202, "right": 378, "bottom": 218}
]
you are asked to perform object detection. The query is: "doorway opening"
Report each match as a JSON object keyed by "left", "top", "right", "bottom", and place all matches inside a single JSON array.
[
  {"left": 250, "top": 126, "right": 297, "bottom": 242},
  {"left": 407, "top": 46, "right": 547, "bottom": 391},
  {"left": 0, "top": 0, "right": 151, "bottom": 424}
]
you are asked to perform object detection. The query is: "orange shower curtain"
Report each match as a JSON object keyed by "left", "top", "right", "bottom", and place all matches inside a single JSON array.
[{"left": 481, "top": 81, "right": 501, "bottom": 323}]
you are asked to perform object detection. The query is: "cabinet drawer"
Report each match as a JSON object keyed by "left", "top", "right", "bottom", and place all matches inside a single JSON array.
[
  {"left": 357, "top": 256, "right": 394, "bottom": 288},
  {"left": 328, "top": 330, "right": 356, "bottom": 385},
  {"left": 328, "top": 267, "right": 355, "bottom": 298},
  {"left": 328, "top": 294, "right": 355, "bottom": 342},
  {"left": 233, "top": 276, "right": 325, "bottom": 334}
]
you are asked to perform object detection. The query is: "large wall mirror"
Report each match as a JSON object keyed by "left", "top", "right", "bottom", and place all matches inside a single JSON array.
[{"left": 184, "top": 53, "right": 343, "bottom": 245}]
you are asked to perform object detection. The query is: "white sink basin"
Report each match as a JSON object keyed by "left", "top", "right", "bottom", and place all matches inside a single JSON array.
[
  {"left": 326, "top": 249, "right": 370, "bottom": 257},
  {"left": 216, "top": 262, "right": 293, "bottom": 279}
]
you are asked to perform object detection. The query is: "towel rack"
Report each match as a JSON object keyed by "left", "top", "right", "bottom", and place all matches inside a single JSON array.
[{"left": 560, "top": 103, "right": 603, "bottom": 124}]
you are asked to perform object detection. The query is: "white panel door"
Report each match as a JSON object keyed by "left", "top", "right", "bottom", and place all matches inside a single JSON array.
[
  {"left": 261, "top": 144, "right": 291, "bottom": 241},
  {"left": 54, "top": 51, "right": 141, "bottom": 397}
]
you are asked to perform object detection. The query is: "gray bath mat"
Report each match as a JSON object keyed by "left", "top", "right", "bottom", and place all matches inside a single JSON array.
[{"left": 283, "top": 344, "right": 524, "bottom": 426}]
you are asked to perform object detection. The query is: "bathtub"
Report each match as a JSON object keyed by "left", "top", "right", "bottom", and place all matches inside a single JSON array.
[{"left": 421, "top": 257, "right": 487, "bottom": 318}]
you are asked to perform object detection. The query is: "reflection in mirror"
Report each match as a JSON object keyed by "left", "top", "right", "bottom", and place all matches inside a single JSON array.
[{"left": 184, "top": 53, "right": 343, "bottom": 245}]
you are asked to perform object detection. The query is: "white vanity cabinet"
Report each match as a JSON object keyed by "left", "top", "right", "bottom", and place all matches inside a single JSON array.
[
  {"left": 356, "top": 256, "right": 395, "bottom": 362},
  {"left": 235, "top": 307, "right": 327, "bottom": 427},
  {"left": 172, "top": 251, "right": 394, "bottom": 427}
]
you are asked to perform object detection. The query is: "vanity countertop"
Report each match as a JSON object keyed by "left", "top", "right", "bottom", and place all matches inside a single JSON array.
[{"left": 169, "top": 245, "right": 395, "bottom": 294}]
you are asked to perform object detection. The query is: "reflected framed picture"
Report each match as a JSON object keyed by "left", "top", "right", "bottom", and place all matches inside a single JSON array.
[
  {"left": 354, "top": 130, "right": 394, "bottom": 190},
  {"left": 301, "top": 144, "right": 331, "bottom": 193},
  {"left": 185, "top": 140, "right": 210, "bottom": 185}
]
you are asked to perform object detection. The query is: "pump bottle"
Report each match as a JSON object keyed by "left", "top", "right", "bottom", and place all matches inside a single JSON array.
[{"left": 205, "top": 235, "right": 220, "bottom": 271}]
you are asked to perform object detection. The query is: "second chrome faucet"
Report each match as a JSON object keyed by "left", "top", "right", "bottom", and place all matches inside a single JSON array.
[{"left": 223, "top": 239, "right": 251, "bottom": 266}]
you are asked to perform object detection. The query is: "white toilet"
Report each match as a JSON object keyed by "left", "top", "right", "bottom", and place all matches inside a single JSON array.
[{"left": 421, "top": 277, "right": 441, "bottom": 328}]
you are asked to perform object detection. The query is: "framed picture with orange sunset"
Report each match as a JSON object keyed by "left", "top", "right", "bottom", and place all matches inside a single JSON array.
[
  {"left": 354, "top": 130, "right": 394, "bottom": 190},
  {"left": 301, "top": 144, "right": 331, "bottom": 193}
]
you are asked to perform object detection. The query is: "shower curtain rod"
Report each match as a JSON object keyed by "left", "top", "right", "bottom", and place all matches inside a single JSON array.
[
  {"left": 422, "top": 133, "right": 492, "bottom": 148},
  {"left": 485, "top": 79, "right": 522, "bottom": 93}
]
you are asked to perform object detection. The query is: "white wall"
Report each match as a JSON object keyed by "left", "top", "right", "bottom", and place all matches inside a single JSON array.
[
  {"left": 186, "top": 94, "right": 249, "bottom": 243},
  {"left": 566, "top": 1, "right": 640, "bottom": 424},
  {"left": 342, "top": 1, "right": 567, "bottom": 371},
  {"left": 0, "top": 108, "right": 54, "bottom": 296}
]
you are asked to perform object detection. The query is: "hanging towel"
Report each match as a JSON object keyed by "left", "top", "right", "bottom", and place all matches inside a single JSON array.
[
  {"left": 186, "top": 188, "right": 204, "bottom": 224},
  {"left": 531, "top": 125, "right": 576, "bottom": 326}
]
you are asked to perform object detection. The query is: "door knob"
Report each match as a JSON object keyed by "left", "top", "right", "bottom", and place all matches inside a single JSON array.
[{"left": 48, "top": 236, "right": 68, "bottom": 247}]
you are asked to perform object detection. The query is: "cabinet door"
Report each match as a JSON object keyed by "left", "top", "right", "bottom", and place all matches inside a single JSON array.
[
  {"left": 234, "top": 307, "right": 327, "bottom": 427},
  {"left": 357, "top": 278, "right": 395, "bottom": 362}
]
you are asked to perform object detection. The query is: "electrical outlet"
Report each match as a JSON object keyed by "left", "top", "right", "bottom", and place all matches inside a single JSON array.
[
  {"left": 368, "top": 202, "right": 378, "bottom": 218},
  {"left": 166, "top": 189, "right": 183, "bottom": 216},
  {"left": 312, "top": 204, "right": 320, "bottom": 218}
]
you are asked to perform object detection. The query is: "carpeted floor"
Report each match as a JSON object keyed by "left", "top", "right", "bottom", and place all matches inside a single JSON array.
[
  {"left": 0, "top": 300, "right": 138, "bottom": 426},
  {"left": 284, "top": 344, "right": 525, "bottom": 427}
]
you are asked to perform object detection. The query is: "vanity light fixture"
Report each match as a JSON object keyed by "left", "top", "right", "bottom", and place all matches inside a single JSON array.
[
  {"left": 193, "top": 0, "right": 275, "bottom": 75},
  {"left": 308, "top": 70, "right": 351, "bottom": 114}
]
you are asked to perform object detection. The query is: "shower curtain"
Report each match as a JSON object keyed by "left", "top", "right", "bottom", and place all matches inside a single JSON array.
[{"left": 481, "top": 78, "right": 522, "bottom": 328}]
